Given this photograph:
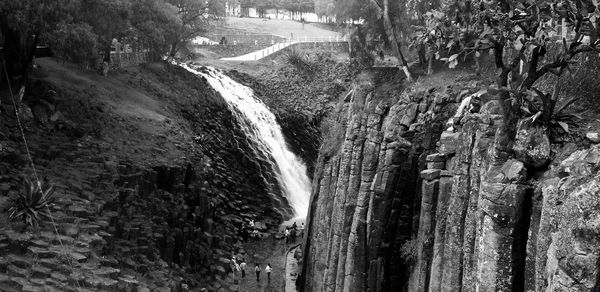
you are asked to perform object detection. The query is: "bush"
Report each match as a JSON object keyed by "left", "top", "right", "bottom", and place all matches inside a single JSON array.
[
  {"left": 46, "top": 23, "right": 99, "bottom": 68},
  {"left": 8, "top": 178, "right": 56, "bottom": 227},
  {"left": 400, "top": 237, "right": 419, "bottom": 265}
]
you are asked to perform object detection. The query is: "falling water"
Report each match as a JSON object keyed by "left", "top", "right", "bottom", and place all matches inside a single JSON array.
[{"left": 179, "top": 63, "right": 311, "bottom": 217}]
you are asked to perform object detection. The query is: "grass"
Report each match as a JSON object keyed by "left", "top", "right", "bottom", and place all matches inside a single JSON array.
[{"left": 223, "top": 17, "right": 343, "bottom": 39}]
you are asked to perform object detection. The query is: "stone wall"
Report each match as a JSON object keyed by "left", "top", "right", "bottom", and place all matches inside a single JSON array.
[{"left": 301, "top": 70, "right": 600, "bottom": 291}]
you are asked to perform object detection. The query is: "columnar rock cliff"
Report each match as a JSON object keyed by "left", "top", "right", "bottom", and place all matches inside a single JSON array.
[{"left": 301, "top": 70, "right": 600, "bottom": 292}]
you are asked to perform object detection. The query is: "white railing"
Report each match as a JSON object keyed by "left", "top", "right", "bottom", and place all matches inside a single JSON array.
[{"left": 284, "top": 35, "right": 347, "bottom": 43}]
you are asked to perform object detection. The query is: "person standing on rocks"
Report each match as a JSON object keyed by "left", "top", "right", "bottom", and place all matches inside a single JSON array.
[
  {"left": 231, "top": 256, "right": 240, "bottom": 281},
  {"left": 290, "top": 228, "right": 296, "bottom": 243},
  {"left": 240, "top": 260, "right": 247, "bottom": 279},
  {"left": 284, "top": 228, "right": 290, "bottom": 244},
  {"left": 265, "top": 263, "right": 272, "bottom": 283},
  {"left": 255, "top": 264, "right": 261, "bottom": 283}
]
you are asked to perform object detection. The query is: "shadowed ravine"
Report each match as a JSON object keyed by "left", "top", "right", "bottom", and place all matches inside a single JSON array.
[{"left": 180, "top": 63, "right": 312, "bottom": 218}]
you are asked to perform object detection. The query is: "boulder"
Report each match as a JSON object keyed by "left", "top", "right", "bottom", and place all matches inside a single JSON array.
[
  {"left": 399, "top": 103, "right": 418, "bottom": 127},
  {"left": 586, "top": 132, "right": 600, "bottom": 143},
  {"left": 513, "top": 118, "right": 551, "bottom": 168}
]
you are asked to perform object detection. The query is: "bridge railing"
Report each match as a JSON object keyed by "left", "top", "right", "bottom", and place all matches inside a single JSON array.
[{"left": 284, "top": 35, "right": 347, "bottom": 43}]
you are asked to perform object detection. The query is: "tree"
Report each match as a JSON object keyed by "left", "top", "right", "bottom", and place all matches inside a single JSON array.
[
  {"left": 0, "top": 0, "right": 80, "bottom": 88},
  {"left": 368, "top": 0, "right": 414, "bottom": 81},
  {"left": 256, "top": 0, "right": 278, "bottom": 18},
  {"left": 45, "top": 23, "right": 99, "bottom": 68},
  {"left": 80, "top": 0, "right": 132, "bottom": 64},
  {"left": 165, "top": 0, "right": 225, "bottom": 57},
  {"left": 130, "top": 0, "right": 181, "bottom": 60}
]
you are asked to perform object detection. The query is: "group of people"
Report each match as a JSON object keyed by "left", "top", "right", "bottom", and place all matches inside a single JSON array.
[
  {"left": 283, "top": 221, "right": 304, "bottom": 244},
  {"left": 230, "top": 256, "right": 273, "bottom": 284},
  {"left": 240, "top": 219, "right": 263, "bottom": 242}
]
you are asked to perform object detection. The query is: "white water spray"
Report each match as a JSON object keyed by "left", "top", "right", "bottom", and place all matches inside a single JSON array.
[{"left": 180, "top": 64, "right": 311, "bottom": 217}]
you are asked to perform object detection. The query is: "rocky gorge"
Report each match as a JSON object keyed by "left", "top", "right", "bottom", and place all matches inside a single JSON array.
[
  {"left": 300, "top": 68, "right": 600, "bottom": 292},
  {"left": 1, "top": 52, "right": 599, "bottom": 292}
]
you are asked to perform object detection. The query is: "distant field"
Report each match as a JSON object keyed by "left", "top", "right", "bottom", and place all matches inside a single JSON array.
[{"left": 223, "top": 17, "right": 344, "bottom": 39}]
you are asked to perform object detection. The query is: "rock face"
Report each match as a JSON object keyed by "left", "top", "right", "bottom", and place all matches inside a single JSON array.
[
  {"left": 301, "top": 71, "right": 600, "bottom": 291},
  {"left": 301, "top": 70, "right": 461, "bottom": 291}
]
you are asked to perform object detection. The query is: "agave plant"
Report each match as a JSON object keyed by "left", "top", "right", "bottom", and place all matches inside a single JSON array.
[
  {"left": 285, "top": 49, "right": 313, "bottom": 73},
  {"left": 548, "top": 96, "right": 584, "bottom": 138},
  {"left": 522, "top": 86, "right": 584, "bottom": 140},
  {"left": 8, "top": 178, "right": 56, "bottom": 227}
]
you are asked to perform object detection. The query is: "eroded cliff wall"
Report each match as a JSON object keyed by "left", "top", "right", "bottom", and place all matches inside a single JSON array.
[{"left": 302, "top": 70, "right": 600, "bottom": 292}]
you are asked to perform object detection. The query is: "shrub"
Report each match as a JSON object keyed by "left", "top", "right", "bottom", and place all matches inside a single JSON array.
[
  {"left": 400, "top": 237, "right": 419, "bottom": 265},
  {"left": 8, "top": 178, "right": 56, "bottom": 227}
]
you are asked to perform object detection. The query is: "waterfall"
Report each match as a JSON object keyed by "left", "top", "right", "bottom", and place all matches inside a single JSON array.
[{"left": 179, "top": 63, "right": 311, "bottom": 217}]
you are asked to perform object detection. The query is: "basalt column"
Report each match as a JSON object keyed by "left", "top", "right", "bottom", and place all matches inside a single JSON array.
[
  {"left": 302, "top": 73, "right": 458, "bottom": 292},
  {"left": 407, "top": 154, "right": 443, "bottom": 292}
]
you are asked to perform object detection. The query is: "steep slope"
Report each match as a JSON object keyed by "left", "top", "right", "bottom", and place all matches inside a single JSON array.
[{"left": 0, "top": 58, "right": 292, "bottom": 291}]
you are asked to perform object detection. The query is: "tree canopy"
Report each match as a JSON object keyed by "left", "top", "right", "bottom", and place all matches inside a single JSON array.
[
  {"left": 0, "top": 0, "right": 224, "bottom": 87},
  {"left": 420, "top": 0, "right": 600, "bottom": 163}
]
